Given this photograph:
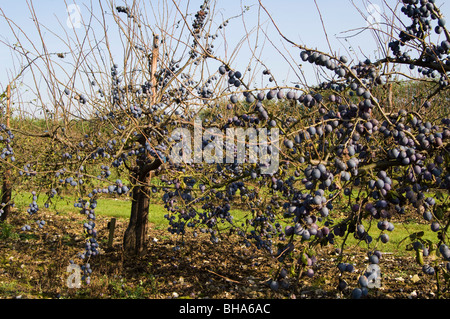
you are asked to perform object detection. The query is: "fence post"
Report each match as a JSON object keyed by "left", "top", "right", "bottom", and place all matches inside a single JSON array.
[
  {"left": 107, "top": 217, "right": 116, "bottom": 248},
  {"left": 150, "top": 34, "right": 160, "bottom": 105}
]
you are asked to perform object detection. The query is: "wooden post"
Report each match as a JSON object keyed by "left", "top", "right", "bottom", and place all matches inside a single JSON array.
[
  {"left": 1, "top": 84, "right": 12, "bottom": 222},
  {"left": 107, "top": 217, "right": 116, "bottom": 248},
  {"left": 6, "top": 85, "right": 10, "bottom": 128},
  {"left": 388, "top": 82, "right": 393, "bottom": 112},
  {"left": 150, "top": 34, "right": 160, "bottom": 105}
]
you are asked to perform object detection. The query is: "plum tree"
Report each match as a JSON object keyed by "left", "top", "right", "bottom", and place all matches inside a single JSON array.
[{"left": 0, "top": 0, "right": 449, "bottom": 298}]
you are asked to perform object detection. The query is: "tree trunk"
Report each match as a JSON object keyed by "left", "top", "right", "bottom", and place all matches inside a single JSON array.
[
  {"left": 1, "top": 85, "right": 12, "bottom": 222},
  {"left": 1, "top": 171, "right": 12, "bottom": 222},
  {"left": 1, "top": 168, "right": 12, "bottom": 222},
  {"left": 122, "top": 156, "right": 162, "bottom": 255},
  {"left": 122, "top": 34, "right": 161, "bottom": 255},
  {"left": 123, "top": 169, "right": 152, "bottom": 255}
]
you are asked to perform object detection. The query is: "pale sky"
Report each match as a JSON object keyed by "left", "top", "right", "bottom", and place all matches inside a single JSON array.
[{"left": 1, "top": 0, "right": 449, "bottom": 108}]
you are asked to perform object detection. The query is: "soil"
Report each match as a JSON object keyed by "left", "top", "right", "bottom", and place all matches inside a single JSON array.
[{"left": 0, "top": 209, "right": 447, "bottom": 300}]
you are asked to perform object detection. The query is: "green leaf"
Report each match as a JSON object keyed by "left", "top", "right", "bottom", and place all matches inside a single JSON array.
[
  {"left": 300, "top": 253, "right": 308, "bottom": 265},
  {"left": 416, "top": 249, "right": 424, "bottom": 266},
  {"left": 443, "top": 271, "right": 450, "bottom": 282},
  {"left": 435, "top": 206, "right": 445, "bottom": 220},
  {"left": 435, "top": 191, "right": 444, "bottom": 201},
  {"left": 397, "top": 231, "right": 424, "bottom": 249},
  {"left": 290, "top": 263, "right": 296, "bottom": 277}
]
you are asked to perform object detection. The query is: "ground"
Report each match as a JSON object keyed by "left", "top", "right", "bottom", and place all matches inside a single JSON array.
[{"left": 0, "top": 208, "right": 447, "bottom": 299}]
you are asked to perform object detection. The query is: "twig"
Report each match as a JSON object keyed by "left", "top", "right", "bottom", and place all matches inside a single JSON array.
[{"left": 206, "top": 269, "right": 242, "bottom": 284}]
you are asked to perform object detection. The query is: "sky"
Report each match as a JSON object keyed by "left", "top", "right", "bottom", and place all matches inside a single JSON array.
[{"left": 1, "top": 0, "right": 450, "bottom": 111}]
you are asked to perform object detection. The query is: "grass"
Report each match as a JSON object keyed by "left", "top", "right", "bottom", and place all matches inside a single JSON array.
[
  {"left": 4, "top": 189, "right": 447, "bottom": 300},
  {"left": 11, "top": 191, "right": 252, "bottom": 234},
  {"left": 10, "top": 190, "right": 438, "bottom": 255},
  {"left": 12, "top": 191, "right": 170, "bottom": 229},
  {"left": 338, "top": 219, "right": 437, "bottom": 256}
]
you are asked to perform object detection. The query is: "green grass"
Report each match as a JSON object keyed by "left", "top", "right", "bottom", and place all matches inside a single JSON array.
[
  {"left": 12, "top": 191, "right": 171, "bottom": 228},
  {"left": 10, "top": 190, "right": 437, "bottom": 255},
  {"left": 334, "top": 219, "right": 436, "bottom": 256},
  {"left": 11, "top": 191, "right": 251, "bottom": 232}
]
